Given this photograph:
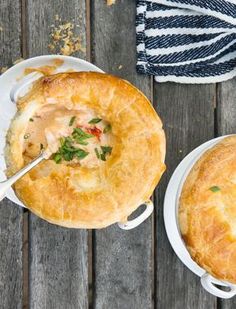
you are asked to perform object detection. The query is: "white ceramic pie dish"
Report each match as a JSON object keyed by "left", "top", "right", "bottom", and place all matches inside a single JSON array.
[
  {"left": 0, "top": 55, "right": 154, "bottom": 230},
  {"left": 164, "top": 135, "right": 236, "bottom": 298}
]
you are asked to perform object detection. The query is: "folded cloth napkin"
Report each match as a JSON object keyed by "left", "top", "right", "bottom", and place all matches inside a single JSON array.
[{"left": 136, "top": 0, "right": 236, "bottom": 83}]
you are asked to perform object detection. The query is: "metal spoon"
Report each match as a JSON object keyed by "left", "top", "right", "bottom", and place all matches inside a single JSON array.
[{"left": 0, "top": 149, "right": 50, "bottom": 201}]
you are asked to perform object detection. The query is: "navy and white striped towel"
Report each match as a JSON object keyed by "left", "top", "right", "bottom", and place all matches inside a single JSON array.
[{"left": 136, "top": 0, "right": 236, "bottom": 83}]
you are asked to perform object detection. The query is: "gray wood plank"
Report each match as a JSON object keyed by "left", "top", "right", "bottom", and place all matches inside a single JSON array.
[
  {"left": 154, "top": 83, "right": 217, "bottom": 308},
  {"left": 26, "top": 1, "right": 88, "bottom": 308},
  {"left": 217, "top": 78, "right": 236, "bottom": 309},
  {"left": 0, "top": 1, "right": 23, "bottom": 308},
  {"left": 91, "top": 1, "right": 153, "bottom": 308}
]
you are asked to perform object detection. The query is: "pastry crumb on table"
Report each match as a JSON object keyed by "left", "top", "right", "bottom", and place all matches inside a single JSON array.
[
  {"left": 13, "top": 58, "right": 24, "bottom": 65},
  {"left": 48, "top": 16, "right": 85, "bottom": 56},
  {"left": 0, "top": 66, "right": 8, "bottom": 73}
]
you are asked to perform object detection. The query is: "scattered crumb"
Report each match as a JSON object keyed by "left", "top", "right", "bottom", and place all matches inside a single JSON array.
[
  {"left": 1, "top": 58, "right": 25, "bottom": 75},
  {"left": 1, "top": 67, "right": 8, "bottom": 74},
  {"left": 13, "top": 58, "right": 24, "bottom": 65},
  {"left": 0, "top": 26, "right": 3, "bottom": 32},
  {"left": 118, "top": 65, "right": 123, "bottom": 70},
  {"left": 48, "top": 16, "right": 85, "bottom": 56},
  {"left": 179, "top": 149, "right": 183, "bottom": 153},
  {"left": 48, "top": 43, "right": 55, "bottom": 51},
  {"left": 107, "top": 0, "right": 116, "bottom": 5}
]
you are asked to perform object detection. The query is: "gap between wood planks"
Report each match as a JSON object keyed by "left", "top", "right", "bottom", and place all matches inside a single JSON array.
[
  {"left": 85, "top": 1, "right": 95, "bottom": 308},
  {"left": 21, "top": 0, "right": 29, "bottom": 308},
  {"left": 23, "top": 211, "right": 29, "bottom": 309},
  {"left": 215, "top": 83, "right": 225, "bottom": 309},
  {"left": 151, "top": 76, "right": 158, "bottom": 309}
]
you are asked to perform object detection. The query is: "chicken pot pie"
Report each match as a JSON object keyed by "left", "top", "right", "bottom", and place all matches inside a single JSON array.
[
  {"left": 6, "top": 72, "right": 166, "bottom": 228},
  {"left": 179, "top": 136, "right": 236, "bottom": 283}
]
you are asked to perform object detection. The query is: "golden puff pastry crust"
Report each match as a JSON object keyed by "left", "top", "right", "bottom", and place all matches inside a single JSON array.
[
  {"left": 179, "top": 136, "right": 236, "bottom": 283},
  {"left": 6, "top": 72, "right": 166, "bottom": 228}
]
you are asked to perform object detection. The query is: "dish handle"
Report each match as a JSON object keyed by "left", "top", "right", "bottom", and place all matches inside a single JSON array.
[
  {"left": 201, "top": 273, "right": 236, "bottom": 299},
  {"left": 10, "top": 72, "right": 42, "bottom": 103},
  {"left": 118, "top": 200, "right": 153, "bottom": 230}
]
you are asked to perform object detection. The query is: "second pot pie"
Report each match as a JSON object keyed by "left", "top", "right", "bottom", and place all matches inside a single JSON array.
[
  {"left": 179, "top": 136, "right": 236, "bottom": 283},
  {"left": 6, "top": 72, "right": 166, "bottom": 228}
]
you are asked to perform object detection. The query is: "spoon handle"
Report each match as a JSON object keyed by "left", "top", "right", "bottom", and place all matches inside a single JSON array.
[{"left": 0, "top": 151, "right": 46, "bottom": 201}]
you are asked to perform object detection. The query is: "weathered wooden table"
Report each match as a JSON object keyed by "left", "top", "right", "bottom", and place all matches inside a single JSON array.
[{"left": 1, "top": 1, "right": 236, "bottom": 308}]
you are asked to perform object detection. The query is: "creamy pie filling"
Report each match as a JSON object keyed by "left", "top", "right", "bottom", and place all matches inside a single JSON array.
[{"left": 23, "top": 104, "right": 113, "bottom": 168}]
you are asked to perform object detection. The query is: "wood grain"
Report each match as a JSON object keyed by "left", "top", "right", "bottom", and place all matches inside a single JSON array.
[
  {"left": 26, "top": 1, "right": 88, "bottom": 308},
  {"left": 0, "top": 0, "right": 23, "bottom": 308},
  {"left": 154, "top": 83, "right": 217, "bottom": 308},
  {"left": 217, "top": 78, "right": 236, "bottom": 309},
  {"left": 91, "top": 1, "right": 153, "bottom": 308}
]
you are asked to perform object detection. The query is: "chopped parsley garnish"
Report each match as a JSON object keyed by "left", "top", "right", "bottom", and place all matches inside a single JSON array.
[
  {"left": 52, "top": 126, "right": 112, "bottom": 164},
  {"left": 59, "top": 136, "right": 73, "bottom": 148},
  {"left": 72, "top": 128, "right": 93, "bottom": 139},
  {"left": 53, "top": 136, "right": 89, "bottom": 164},
  {"left": 95, "top": 145, "right": 112, "bottom": 161},
  {"left": 101, "top": 146, "right": 112, "bottom": 155},
  {"left": 24, "top": 133, "right": 30, "bottom": 139},
  {"left": 103, "top": 123, "right": 111, "bottom": 133},
  {"left": 210, "top": 186, "right": 220, "bottom": 192},
  {"left": 63, "top": 151, "right": 74, "bottom": 161},
  {"left": 100, "top": 153, "right": 106, "bottom": 161},
  {"left": 53, "top": 153, "right": 62, "bottom": 163},
  {"left": 72, "top": 128, "right": 93, "bottom": 145},
  {"left": 69, "top": 116, "right": 76, "bottom": 126},
  {"left": 29, "top": 118, "right": 34, "bottom": 122},
  {"left": 75, "top": 149, "right": 89, "bottom": 160},
  {"left": 89, "top": 118, "right": 102, "bottom": 124},
  {"left": 94, "top": 147, "right": 100, "bottom": 159},
  {"left": 77, "top": 139, "right": 88, "bottom": 145}
]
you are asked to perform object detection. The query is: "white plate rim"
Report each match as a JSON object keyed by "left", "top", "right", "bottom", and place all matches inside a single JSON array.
[
  {"left": 0, "top": 55, "right": 104, "bottom": 207},
  {"left": 163, "top": 134, "right": 235, "bottom": 284},
  {"left": 0, "top": 55, "right": 104, "bottom": 81}
]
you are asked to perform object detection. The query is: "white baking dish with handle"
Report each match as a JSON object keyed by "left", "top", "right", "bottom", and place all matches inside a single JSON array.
[
  {"left": 0, "top": 55, "right": 154, "bottom": 230},
  {"left": 164, "top": 135, "right": 236, "bottom": 298}
]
